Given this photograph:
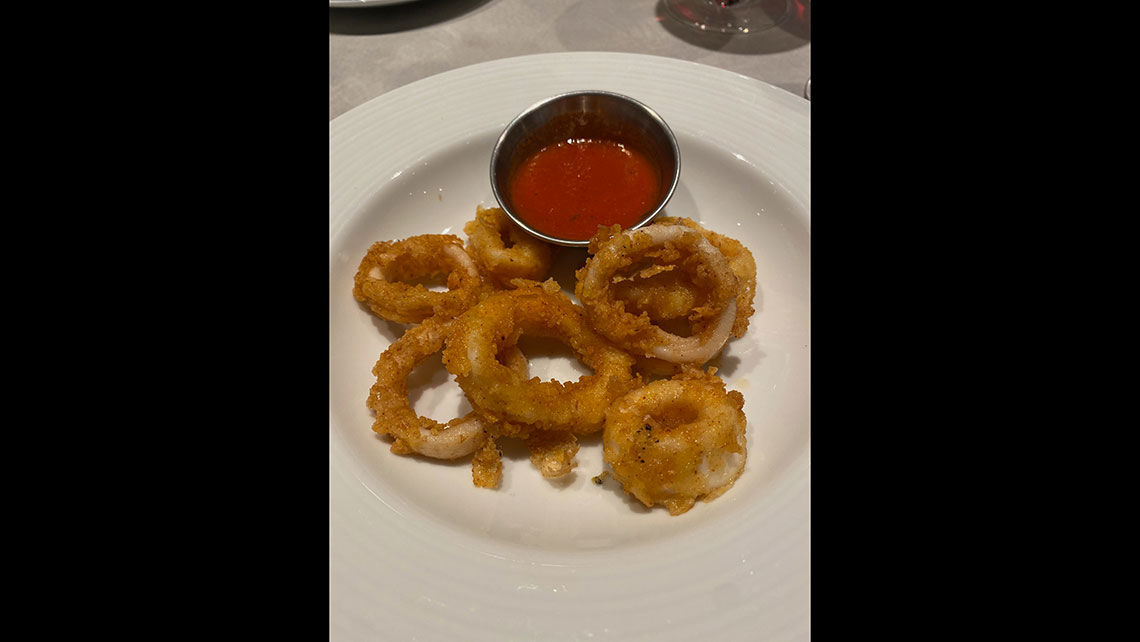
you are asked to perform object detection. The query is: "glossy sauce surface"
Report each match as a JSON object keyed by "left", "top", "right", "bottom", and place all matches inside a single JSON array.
[{"left": 508, "top": 138, "right": 661, "bottom": 241}]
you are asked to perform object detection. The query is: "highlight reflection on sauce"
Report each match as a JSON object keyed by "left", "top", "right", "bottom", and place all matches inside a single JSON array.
[{"left": 508, "top": 138, "right": 661, "bottom": 241}]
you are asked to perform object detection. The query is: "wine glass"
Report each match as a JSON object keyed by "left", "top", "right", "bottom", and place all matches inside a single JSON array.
[{"left": 664, "top": 0, "right": 791, "bottom": 34}]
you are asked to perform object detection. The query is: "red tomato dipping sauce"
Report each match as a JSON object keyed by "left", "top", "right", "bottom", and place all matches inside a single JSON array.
[{"left": 508, "top": 138, "right": 662, "bottom": 241}]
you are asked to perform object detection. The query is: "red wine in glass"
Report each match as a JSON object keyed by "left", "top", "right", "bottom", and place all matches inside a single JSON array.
[{"left": 664, "top": 0, "right": 791, "bottom": 34}]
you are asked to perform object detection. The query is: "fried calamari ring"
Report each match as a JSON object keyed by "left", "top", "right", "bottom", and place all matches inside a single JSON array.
[
  {"left": 655, "top": 217, "right": 757, "bottom": 338},
  {"left": 367, "top": 316, "right": 487, "bottom": 459},
  {"left": 602, "top": 369, "right": 747, "bottom": 515},
  {"left": 442, "top": 281, "right": 640, "bottom": 435},
  {"left": 575, "top": 223, "right": 738, "bottom": 365},
  {"left": 464, "top": 205, "right": 556, "bottom": 288},
  {"left": 353, "top": 234, "right": 487, "bottom": 324},
  {"left": 367, "top": 315, "right": 525, "bottom": 460}
]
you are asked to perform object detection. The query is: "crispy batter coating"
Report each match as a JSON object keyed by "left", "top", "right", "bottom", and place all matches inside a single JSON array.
[
  {"left": 575, "top": 223, "right": 739, "bottom": 365},
  {"left": 610, "top": 265, "right": 704, "bottom": 323},
  {"left": 367, "top": 315, "right": 490, "bottom": 459},
  {"left": 442, "top": 282, "right": 640, "bottom": 434},
  {"left": 355, "top": 206, "right": 758, "bottom": 503},
  {"left": 602, "top": 368, "right": 747, "bottom": 515},
  {"left": 464, "top": 205, "right": 557, "bottom": 288},
  {"left": 525, "top": 430, "right": 580, "bottom": 478},
  {"left": 471, "top": 434, "right": 503, "bottom": 489},
  {"left": 655, "top": 217, "right": 757, "bottom": 338},
  {"left": 353, "top": 234, "right": 488, "bottom": 324}
]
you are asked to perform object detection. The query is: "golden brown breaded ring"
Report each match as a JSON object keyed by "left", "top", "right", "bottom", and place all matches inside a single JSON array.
[
  {"left": 575, "top": 223, "right": 739, "bottom": 365},
  {"left": 464, "top": 205, "right": 556, "bottom": 288},
  {"left": 367, "top": 316, "right": 490, "bottom": 459},
  {"left": 442, "top": 281, "right": 640, "bottom": 435},
  {"left": 353, "top": 234, "right": 488, "bottom": 324},
  {"left": 367, "top": 315, "right": 527, "bottom": 463},
  {"left": 603, "top": 368, "right": 747, "bottom": 515}
]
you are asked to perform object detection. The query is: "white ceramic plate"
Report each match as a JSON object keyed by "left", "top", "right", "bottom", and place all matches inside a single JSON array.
[{"left": 330, "top": 52, "right": 810, "bottom": 641}]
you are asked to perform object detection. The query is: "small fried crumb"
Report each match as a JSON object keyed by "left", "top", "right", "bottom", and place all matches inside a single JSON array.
[
  {"left": 471, "top": 434, "right": 503, "bottom": 489},
  {"left": 526, "top": 431, "right": 579, "bottom": 478}
]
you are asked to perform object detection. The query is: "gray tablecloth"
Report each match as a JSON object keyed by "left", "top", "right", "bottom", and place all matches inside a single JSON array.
[{"left": 330, "top": 0, "right": 811, "bottom": 121}]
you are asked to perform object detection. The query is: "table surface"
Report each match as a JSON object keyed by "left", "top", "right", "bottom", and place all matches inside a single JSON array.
[{"left": 329, "top": 0, "right": 811, "bottom": 121}]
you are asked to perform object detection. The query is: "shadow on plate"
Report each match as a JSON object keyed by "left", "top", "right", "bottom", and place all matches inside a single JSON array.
[
  {"left": 330, "top": 0, "right": 495, "bottom": 36},
  {"left": 546, "top": 247, "right": 590, "bottom": 296},
  {"left": 590, "top": 467, "right": 654, "bottom": 514},
  {"left": 366, "top": 307, "right": 413, "bottom": 343}
]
